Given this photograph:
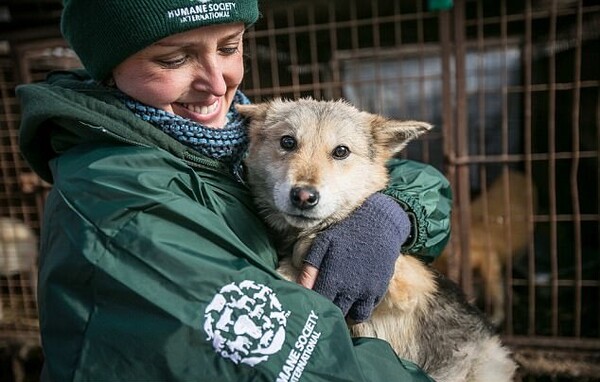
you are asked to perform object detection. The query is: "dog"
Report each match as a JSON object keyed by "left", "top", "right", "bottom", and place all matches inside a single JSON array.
[
  {"left": 435, "top": 170, "right": 536, "bottom": 326},
  {"left": 0, "top": 217, "right": 38, "bottom": 322},
  {"left": 238, "top": 98, "right": 517, "bottom": 382}
]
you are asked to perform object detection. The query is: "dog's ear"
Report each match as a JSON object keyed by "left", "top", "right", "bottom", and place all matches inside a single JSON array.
[
  {"left": 235, "top": 103, "right": 269, "bottom": 122},
  {"left": 371, "top": 116, "right": 432, "bottom": 155}
]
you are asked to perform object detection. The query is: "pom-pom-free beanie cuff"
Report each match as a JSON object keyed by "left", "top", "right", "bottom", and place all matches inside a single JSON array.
[{"left": 61, "top": 0, "right": 259, "bottom": 81}]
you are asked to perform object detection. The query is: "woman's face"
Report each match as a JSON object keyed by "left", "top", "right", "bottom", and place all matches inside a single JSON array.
[{"left": 113, "top": 23, "right": 245, "bottom": 128}]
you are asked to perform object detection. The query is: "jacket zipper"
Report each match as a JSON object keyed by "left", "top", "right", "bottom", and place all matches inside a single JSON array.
[{"left": 80, "top": 121, "right": 147, "bottom": 148}]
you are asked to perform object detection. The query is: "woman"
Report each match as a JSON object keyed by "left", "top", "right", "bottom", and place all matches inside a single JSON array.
[{"left": 18, "top": 1, "right": 451, "bottom": 381}]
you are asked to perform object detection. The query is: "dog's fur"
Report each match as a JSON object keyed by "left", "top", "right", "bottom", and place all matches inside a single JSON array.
[
  {"left": 0, "top": 217, "right": 38, "bottom": 322},
  {"left": 238, "top": 98, "right": 517, "bottom": 382},
  {"left": 435, "top": 171, "right": 536, "bottom": 326}
]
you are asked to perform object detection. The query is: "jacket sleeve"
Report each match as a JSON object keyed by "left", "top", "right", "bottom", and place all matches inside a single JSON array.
[
  {"left": 382, "top": 158, "right": 452, "bottom": 263},
  {"left": 38, "top": 144, "right": 434, "bottom": 382}
]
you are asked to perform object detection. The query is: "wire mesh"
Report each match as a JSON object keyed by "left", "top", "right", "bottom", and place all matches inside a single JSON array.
[{"left": 243, "top": 0, "right": 600, "bottom": 378}]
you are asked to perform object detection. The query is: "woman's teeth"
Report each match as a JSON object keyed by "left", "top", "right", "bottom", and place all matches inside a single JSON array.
[{"left": 182, "top": 101, "right": 218, "bottom": 115}]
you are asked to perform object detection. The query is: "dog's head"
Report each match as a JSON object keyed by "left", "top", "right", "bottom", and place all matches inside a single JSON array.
[{"left": 238, "top": 98, "right": 431, "bottom": 232}]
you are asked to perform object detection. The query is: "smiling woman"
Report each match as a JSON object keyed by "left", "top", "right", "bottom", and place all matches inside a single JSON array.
[
  {"left": 14, "top": 1, "right": 452, "bottom": 381},
  {"left": 113, "top": 23, "right": 246, "bottom": 128}
]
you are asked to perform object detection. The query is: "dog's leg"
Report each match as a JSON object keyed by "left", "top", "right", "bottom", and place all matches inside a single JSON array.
[
  {"left": 350, "top": 255, "right": 437, "bottom": 362},
  {"left": 480, "top": 249, "right": 505, "bottom": 326}
]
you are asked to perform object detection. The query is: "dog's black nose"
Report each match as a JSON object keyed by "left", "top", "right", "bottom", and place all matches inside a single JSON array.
[{"left": 290, "top": 186, "right": 320, "bottom": 210}]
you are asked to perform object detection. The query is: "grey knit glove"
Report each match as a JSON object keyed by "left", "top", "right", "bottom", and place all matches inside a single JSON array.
[{"left": 304, "top": 192, "right": 411, "bottom": 322}]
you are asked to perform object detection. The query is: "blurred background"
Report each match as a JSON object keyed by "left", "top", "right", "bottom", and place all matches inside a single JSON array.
[{"left": 0, "top": 0, "right": 598, "bottom": 381}]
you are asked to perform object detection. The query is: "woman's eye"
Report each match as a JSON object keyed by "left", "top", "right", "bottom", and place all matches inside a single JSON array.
[
  {"left": 157, "top": 56, "right": 187, "bottom": 68},
  {"left": 219, "top": 46, "right": 240, "bottom": 55},
  {"left": 332, "top": 145, "right": 350, "bottom": 159},
  {"left": 280, "top": 135, "right": 297, "bottom": 151}
]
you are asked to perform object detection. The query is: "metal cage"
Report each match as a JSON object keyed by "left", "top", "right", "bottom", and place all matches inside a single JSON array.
[{"left": 0, "top": 0, "right": 598, "bottom": 380}]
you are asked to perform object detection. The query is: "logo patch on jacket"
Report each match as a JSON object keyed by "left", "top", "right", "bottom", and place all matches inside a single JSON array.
[{"left": 203, "top": 280, "right": 290, "bottom": 366}]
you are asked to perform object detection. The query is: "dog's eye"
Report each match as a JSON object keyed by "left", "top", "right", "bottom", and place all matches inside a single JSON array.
[
  {"left": 280, "top": 135, "right": 297, "bottom": 151},
  {"left": 332, "top": 145, "right": 350, "bottom": 159}
]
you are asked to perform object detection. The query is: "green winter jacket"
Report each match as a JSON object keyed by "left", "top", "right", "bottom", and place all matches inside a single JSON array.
[{"left": 17, "top": 70, "right": 451, "bottom": 382}]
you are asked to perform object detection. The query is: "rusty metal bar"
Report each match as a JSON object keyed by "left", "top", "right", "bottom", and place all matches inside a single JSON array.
[
  {"left": 548, "top": 0, "right": 559, "bottom": 337},
  {"left": 474, "top": 0, "right": 493, "bottom": 318},
  {"left": 328, "top": 2, "right": 342, "bottom": 100},
  {"left": 393, "top": 0, "right": 408, "bottom": 119},
  {"left": 306, "top": 5, "right": 319, "bottom": 99},
  {"left": 415, "top": 0, "right": 431, "bottom": 163},
  {"left": 438, "top": 8, "right": 458, "bottom": 283},
  {"left": 243, "top": 17, "right": 263, "bottom": 100},
  {"left": 285, "top": 7, "right": 300, "bottom": 98},
  {"left": 522, "top": 0, "right": 536, "bottom": 337},
  {"left": 447, "top": 150, "right": 598, "bottom": 164},
  {"left": 571, "top": 0, "right": 583, "bottom": 338},
  {"left": 504, "top": 335, "right": 600, "bottom": 350},
  {"left": 350, "top": 0, "right": 359, "bottom": 53},
  {"left": 499, "top": 1, "right": 515, "bottom": 329},
  {"left": 597, "top": 86, "right": 600, "bottom": 340},
  {"left": 453, "top": 0, "right": 473, "bottom": 296},
  {"left": 369, "top": 0, "right": 382, "bottom": 115},
  {"left": 511, "top": 278, "right": 599, "bottom": 287},
  {"left": 266, "top": 8, "right": 281, "bottom": 97}
]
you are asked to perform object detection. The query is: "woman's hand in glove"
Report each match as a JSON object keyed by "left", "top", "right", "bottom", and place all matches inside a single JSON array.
[{"left": 297, "top": 193, "right": 411, "bottom": 323}]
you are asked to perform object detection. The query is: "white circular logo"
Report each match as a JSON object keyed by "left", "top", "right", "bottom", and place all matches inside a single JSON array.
[{"left": 203, "top": 280, "right": 290, "bottom": 366}]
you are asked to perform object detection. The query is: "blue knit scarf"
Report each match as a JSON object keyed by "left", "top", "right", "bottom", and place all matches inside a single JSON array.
[{"left": 121, "top": 91, "right": 251, "bottom": 179}]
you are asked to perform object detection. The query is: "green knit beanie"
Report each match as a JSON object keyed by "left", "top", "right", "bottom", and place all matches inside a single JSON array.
[{"left": 61, "top": 0, "right": 259, "bottom": 81}]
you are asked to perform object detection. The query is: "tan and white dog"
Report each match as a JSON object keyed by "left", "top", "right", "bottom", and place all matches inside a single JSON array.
[
  {"left": 238, "top": 98, "right": 517, "bottom": 382},
  {"left": 435, "top": 170, "right": 536, "bottom": 326}
]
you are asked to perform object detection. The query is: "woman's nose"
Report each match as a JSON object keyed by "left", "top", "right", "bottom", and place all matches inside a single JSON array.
[{"left": 192, "top": 59, "right": 227, "bottom": 96}]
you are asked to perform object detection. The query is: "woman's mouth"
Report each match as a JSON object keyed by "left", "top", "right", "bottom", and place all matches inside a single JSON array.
[
  {"left": 174, "top": 99, "right": 224, "bottom": 126},
  {"left": 180, "top": 100, "right": 219, "bottom": 115}
]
